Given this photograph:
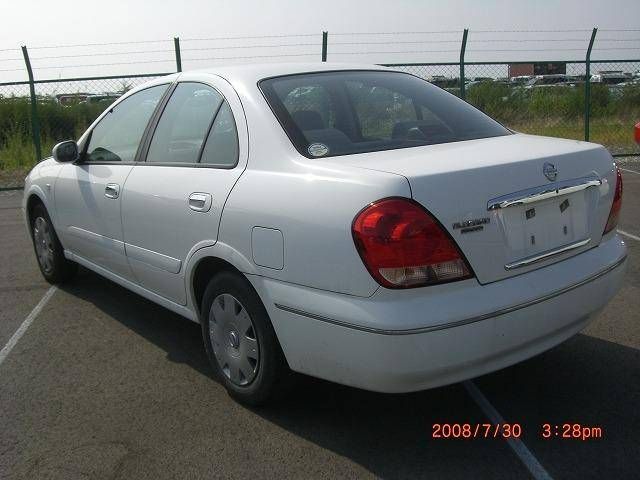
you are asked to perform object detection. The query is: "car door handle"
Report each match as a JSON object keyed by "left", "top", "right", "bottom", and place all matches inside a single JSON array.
[
  {"left": 188, "top": 192, "right": 212, "bottom": 212},
  {"left": 105, "top": 183, "right": 120, "bottom": 199}
]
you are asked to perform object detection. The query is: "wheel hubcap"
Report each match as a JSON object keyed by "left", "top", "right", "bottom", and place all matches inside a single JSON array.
[
  {"left": 33, "top": 216, "right": 54, "bottom": 274},
  {"left": 208, "top": 293, "right": 259, "bottom": 386}
]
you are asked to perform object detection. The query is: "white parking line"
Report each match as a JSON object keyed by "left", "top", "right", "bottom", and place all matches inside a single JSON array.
[
  {"left": 0, "top": 286, "right": 57, "bottom": 368},
  {"left": 463, "top": 381, "right": 553, "bottom": 480},
  {"left": 620, "top": 168, "right": 640, "bottom": 175},
  {"left": 618, "top": 230, "right": 640, "bottom": 242}
]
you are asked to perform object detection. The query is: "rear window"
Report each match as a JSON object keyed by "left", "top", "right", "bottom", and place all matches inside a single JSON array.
[{"left": 260, "top": 70, "right": 511, "bottom": 159}]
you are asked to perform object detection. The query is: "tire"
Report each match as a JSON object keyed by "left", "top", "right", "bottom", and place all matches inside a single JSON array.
[
  {"left": 30, "top": 203, "right": 78, "bottom": 284},
  {"left": 200, "top": 271, "right": 291, "bottom": 406}
]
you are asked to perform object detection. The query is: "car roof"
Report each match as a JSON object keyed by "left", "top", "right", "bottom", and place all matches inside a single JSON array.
[{"left": 187, "top": 62, "right": 392, "bottom": 85}]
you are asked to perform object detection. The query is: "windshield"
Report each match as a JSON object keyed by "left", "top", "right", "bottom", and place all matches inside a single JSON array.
[{"left": 259, "top": 70, "right": 511, "bottom": 158}]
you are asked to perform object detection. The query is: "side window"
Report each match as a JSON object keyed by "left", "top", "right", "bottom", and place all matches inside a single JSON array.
[
  {"left": 147, "top": 83, "right": 222, "bottom": 164},
  {"left": 200, "top": 101, "right": 239, "bottom": 167},
  {"left": 346, "top": 81, "right": 417, "bottom": 140},
  {"left": 86, "top": 84, "right": 167, "bottom": 163}
]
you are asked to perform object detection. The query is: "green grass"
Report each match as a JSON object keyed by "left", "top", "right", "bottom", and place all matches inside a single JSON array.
[
  {"left": 0, "top": 95, "right": 110, "bottom": 171},
  {"left": 507, "top": 118, "right": 640, "bottom": 155},
  {"left": 0, "top": 132, "right": 36, "bottom": 170},
  {"left": 0, "top": 132, "right": 57, "bottom": 171}
]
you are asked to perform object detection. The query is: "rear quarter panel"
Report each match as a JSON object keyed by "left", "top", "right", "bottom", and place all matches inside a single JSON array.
[
  {"left": 216, "top": 72, "right": 413, "bottom": 297},
  {"left": 219, "top": 159, "right": 411, "bottom": 297}
]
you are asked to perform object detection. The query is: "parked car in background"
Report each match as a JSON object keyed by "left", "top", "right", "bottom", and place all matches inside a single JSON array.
[
  {"left": 591, "top": 71, "right": 632, "bottom": 85},
  {"left": 510, "top": 75, "right": 534, "bottom": 86},
  {"left": 23, "top": 63, "right": 627, "bottom": 405},
  {"left": 562, "top": 75, "right": 585, "bottom": 87},
  {"left": 83, "top": 93, "right": 121, "bottom": 104},
  {"left": 55, "top": 92, "right": 121, "bottom": 106},
  {"left": 608, "top": 78, "right": 640, "bottom": 98},
  {"left": 524, "top": 74, "right": 570, "bottom": 89},
  {"left": 465, "top": 76, "right": 493, "bottom": 84},
  {"left": 55, "top": 93, "right": 92, "bottom": 106}
]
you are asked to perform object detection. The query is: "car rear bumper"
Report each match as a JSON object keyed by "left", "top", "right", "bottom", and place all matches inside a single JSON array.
[{"left": 251, "top": 234, "right": 627, "bottom": 393}]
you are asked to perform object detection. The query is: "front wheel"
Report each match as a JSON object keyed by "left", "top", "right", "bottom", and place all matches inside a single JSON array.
[
  {"left": 201, "top": 271, "right": 291, "bottom": 406},
  {"left": 30, "top": 203, "right": 77, "bottom": 284}
]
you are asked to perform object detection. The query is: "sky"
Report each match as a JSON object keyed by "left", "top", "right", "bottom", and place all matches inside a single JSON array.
[{"left": 0, "top": 0, "right": 639, "bottom": 83}]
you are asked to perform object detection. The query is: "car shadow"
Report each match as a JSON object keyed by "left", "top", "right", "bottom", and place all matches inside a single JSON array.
[
  {"left": 59, "top": 267, "right": 213, "bottom": 379},
  {"left": 59, "top": 267, "right": 639, "bottom": 479}
]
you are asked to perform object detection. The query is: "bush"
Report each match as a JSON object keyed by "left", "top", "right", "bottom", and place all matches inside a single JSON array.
[
  {"left": 0, "top": 95, "right": 109, "bottom": 170},
  {"left": 466, "top": 81, "right": 513, "bottom": 119}
]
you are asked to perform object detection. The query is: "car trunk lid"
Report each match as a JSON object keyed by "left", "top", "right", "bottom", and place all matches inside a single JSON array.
[{"left": 330, "top": 133, "right": 616, "bottom": 284}]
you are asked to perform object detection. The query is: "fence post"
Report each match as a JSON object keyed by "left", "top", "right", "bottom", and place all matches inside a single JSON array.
[
  {"left": 174, "top": 37, "right": 182, "bottom": 72},
  {"left": 459, "top": 28, "right": 469, "bottom": 100},
  {"left": 21, "top": 45, "right": 41, "bottom": 162},
  {"left": 584, "top": 27, "right": 597, "bottom": 141},
  {"left": 322, "top": 31, "right": 328, "bottom": 62}
]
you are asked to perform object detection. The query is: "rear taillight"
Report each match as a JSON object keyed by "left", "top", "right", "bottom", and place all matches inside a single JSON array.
[
  {"left": 603, "top": 166, "right": 623, "bottom": 235},
  {"left": 352, "top": 197, "right": 473, "bottom": 288}
]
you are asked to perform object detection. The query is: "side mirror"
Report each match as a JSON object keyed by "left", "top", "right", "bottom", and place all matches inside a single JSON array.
[{"left": 52, "top": 140, "right": 79, "bottom": 163}]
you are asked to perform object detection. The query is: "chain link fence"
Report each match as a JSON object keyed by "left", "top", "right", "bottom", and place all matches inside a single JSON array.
[
  {"left": 0, "top": 74, "right": 168, "bottom": 170},
  {"left": 1, "top": 29, "right": 639, "bottom": 174},
  {"left": 588, "top": 60, "right": 640, "bottom": 154},
  {"left": 390, "top": 60, "right": 640, "bottom": 156}
]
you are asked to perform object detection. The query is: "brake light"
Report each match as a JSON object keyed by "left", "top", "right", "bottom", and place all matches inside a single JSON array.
[
  {"left": 352, "top": 198, "right": 473, "bottom": 288},
  {"left": 635, "top": 122, "right": 640, "bottom": 145},
  {"left": 603, "top": 167, "right": 623, "bottom": 235}
]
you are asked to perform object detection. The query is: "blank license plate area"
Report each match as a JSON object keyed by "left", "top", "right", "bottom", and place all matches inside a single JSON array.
[{"left": 501, "top": 192, "right": 589, "bottom": 262}]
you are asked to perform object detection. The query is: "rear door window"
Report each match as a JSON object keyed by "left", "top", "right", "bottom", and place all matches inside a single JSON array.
[
  {"left": 147, "top": 83, "right": 223, "bottom": 164},
  {"left": 200, "top": 101, "right": 239, "bottom": 167}
]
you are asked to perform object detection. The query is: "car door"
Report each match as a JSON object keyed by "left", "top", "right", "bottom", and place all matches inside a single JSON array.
[
  {"left": 55, "top": 84, "right": 169, "bottom": 280},
  {"left": 120, "top": 76, "right": 247, "bottom": 305}
]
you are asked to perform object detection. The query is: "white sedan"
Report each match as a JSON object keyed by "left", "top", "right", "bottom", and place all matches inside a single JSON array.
[{"left": 23, "top": 63, "right": 626, "bottom": 405}]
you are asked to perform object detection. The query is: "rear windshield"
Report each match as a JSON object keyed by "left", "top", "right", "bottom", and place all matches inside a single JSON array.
[{"left": 260, "top": 70, "right": 511, "bottom": 158}]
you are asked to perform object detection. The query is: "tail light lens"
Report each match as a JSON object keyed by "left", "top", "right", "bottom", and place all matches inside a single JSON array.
[
  {"left": 603, "top": 166, "right": 623, "bottom": 235},
  {"left": 352, "top": 197, "right": 473, "bottom": 288}
]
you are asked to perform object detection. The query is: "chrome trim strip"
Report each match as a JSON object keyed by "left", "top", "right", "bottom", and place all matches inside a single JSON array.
[
  {"left": 274, "top": 255, "right": 626, "bottom": 336},
  {"left": 487, "top": 175, "right": 602, "bottom": 210},
  {"left": 67, "top": 226, "right": 125, "bottom": 254},
  {"left": 504, "top": 238, "right": 592, "bottom": 270},
  {"left": 125, "top": 243, "right": 182, "bottom": 274}
]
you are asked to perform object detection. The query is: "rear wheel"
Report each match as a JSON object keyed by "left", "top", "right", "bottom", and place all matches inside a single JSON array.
[
  {"left": 30, "top": 203, "right": 77, "bottom": 284},
  {"left": 201, "top": 271, "right": 291, "bottom": 406}
]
